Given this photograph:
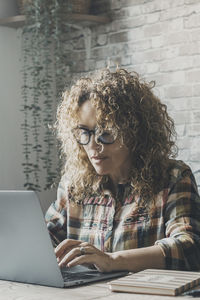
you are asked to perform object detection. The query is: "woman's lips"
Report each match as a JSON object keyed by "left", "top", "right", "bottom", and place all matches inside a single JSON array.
[{"left": 91, "top": 156, "right": 107, "bottom": 163}]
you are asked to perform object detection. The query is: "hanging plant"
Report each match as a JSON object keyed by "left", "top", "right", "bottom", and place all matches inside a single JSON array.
[{"left": 20, "top": 0, "right": 78, "bottom": 191}]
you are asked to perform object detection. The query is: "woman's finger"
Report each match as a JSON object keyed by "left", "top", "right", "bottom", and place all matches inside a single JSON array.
[
  {"left": 65, "top": 254, "right": 97, "bottom": 269},
  {"left": 55, "top": 239, "right": 82, "bottom": 258},
  {"left": 58, "top": 246, "right": 93, "bottom": 267}
]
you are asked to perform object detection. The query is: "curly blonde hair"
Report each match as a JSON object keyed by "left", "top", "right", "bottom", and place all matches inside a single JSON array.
[{"left": 56, "top": 68, "right": 177, "bottom": 204}]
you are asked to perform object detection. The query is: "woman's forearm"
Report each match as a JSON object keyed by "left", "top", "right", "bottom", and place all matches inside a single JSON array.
[{"left": 108, "top": 245, "right": 165, "bottom": 272}]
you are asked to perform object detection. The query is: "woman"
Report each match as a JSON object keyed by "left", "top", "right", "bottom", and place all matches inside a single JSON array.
[{"left": 45, "top": 68, "right": 200, "bottom": 272}]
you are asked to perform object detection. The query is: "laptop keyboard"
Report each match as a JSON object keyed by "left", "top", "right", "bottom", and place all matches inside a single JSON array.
[{"left": 61, "top": 268, "right": 102, "bottom": 282}]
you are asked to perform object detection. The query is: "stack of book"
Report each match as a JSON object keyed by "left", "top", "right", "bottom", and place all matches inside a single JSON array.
[{"left": 109, "top": 269, "right": 200, "bottom": 296}]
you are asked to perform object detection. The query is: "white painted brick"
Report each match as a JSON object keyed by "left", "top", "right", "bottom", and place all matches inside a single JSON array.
[
  {"left": 185, "top": 14, "right": 200, "bottom": 28},
  {"left": 132, "top": 64, "right": 147, "bottom": 76},
  {"left": 110, "top": 20, "right": 121, "bottom": 32},
  {"left": 63, "top": 43, "right": 73, "bottom": 51},
  {"left": 189, "top": 162, "right": 200, "bottom": 174},
  {"left": 85, "top": 59, "right": 96, "bottom": 72},
  {"left": 154, "top": 86, "right": 164, "bottom": 99},
  {"left": 144, "top": 73, "right": 169, "bottom": 87},
  {"left": 193, "top": 55, "right": 200, "bottom": 67},
  {"left": 109, "top": 56, "right": 131, "bottom": 67},
  {"left": 131, "top": 52, "right": 145, "bottom": 64},
  {"left": 170, "top": 110, "right": 192, "bottom": 125},
  {"left": 97, "top": 34, "right": 107, "bottom": 46},
  {"left": 127, "top": 5, "right": 144, "bottom": 17},
  {"left": 113, "top": 8, "right": 132, "bottom": 20},
  {"left": 179, "top": 42, "right": 200, "bottom": 55},
  {"left": 110, "top": 43, "right": 128, "bottom": 55},
  {"left": 186, "top": 70, "right": 200, "bottom": 83},
  {"left": 169, "top": 71, "right": 186, "bottom": 84},
  {"left": 151, "top": 36, "right": 164, "bottom": 48},
  {"left": 189, "top": 28, "right": 200, "bottom": 41},
  {"left": 121, "top": 0, "right": 147, "bottom": 7},
  {"left": 128, "top": 40, "right": 152, "bottom": 52},
  {"left": 73, "top": 37, "right": 85, "bottom": 50},
  {"left": 128, "top": 27, "right": 145, "bottom": 41},
  {"left": 192, "top": 84, "right": 200, "bottom": 96},
  {"left": 124, "top": 16, "right": 146, "bottom": 28},
  {"left": 160, "top": 5, "right": 194, "bottom": 21},
  {"left": 167, "top": 18, "right": 184, "bottom": 32},
  {"left": 189, "top": 98, "right": 200, "bottom": 110},
  {"left": 109, "top": 58, "right": 122, "bottom": 67},
  {"left": 91, "top": 46, "right": 112, "bottom": 60},
  {"left": 145, "top": 12, "right": 160, "bottom": 24},
  {"left": 145, "top": 63, "right": 159, "bottom": 74},
  {"left": 167, "top": 98, "right": 190, "bottom": 111},
  {"left": 142, "top": 1, "right": 172, "bottom": 14},
  {"left": 175, "top": 124, "right": 186, "bottom": 136},
  {"left": 69, "top": 50, "right": 86, "bottom": 61},
  {"left": 191, "top": 111, "right": 200, "bottom": 123},
  {"left": 176, "top": 136, "right": 193, "bottom": 148},
  {"left": 193, "top": 172, "right": 200, "bottom": 187},
  {"left": 164, "top": 85, "right": 193, "bottom": 98},
  {"left": 96, "top": 60, "right": 107, "bottom": 69},
  {"left": 121, "top": 55, "right": 132, "bottom": 65},
  {"left": 133, "top": 49, "right": 163, "bottom": 64},
  {"left": 164, "top": 31, "right": 190, "bottom": 45},
  {"left": 160, "top": 56, "right": 193, "bottom": 72},
  {"left": 187, "top": 124, "right": 200, "bottom": 136},
  {"left": 94, "top": 24, "right": 111, "bottom": 35},
  {"left": 111, "top": 16, "right": 146, "bottom": 31},
  {"left": 162, "top": 47, "right": 179, "bottom": 59},
  {"left": 185, "top": 0, "right": 200, "bottom": 4},
  {"left": 109, "top": 31, "right": 129, "bottom": 44},
  {"left": 190, "top": 138, "right": 200, "bottom": 160},
  {"left": 144, "top": 23, "right": 165, "bottom": 37},
  {"left": 177, "top": 149, "right": 190, "bottom": 161}
]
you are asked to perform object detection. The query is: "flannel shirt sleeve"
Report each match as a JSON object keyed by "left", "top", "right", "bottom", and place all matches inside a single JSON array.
[
  {"left": 155, "top": 166, "right": 200, "bottom": 271},
  {"left": 45, "top": 178, "right": 67, "bottom": 246}
]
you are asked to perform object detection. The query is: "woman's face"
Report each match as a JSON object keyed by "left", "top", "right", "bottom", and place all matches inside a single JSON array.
[{"left": 77, "top": 100, "right": 131, "bottom": 184}]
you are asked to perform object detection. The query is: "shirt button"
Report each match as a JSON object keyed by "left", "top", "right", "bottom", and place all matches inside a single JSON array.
[{"left": 108, "top": 226, "right": 112, "bottom": 231}]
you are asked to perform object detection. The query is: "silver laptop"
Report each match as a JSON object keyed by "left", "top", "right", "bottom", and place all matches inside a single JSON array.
[{"left": 0, "top": 190, "right": 128, "bottom": 287}]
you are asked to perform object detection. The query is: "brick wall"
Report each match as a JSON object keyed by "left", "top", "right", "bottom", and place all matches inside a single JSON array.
[{"left": 67, "top": 0, "right": 200, "bottom": 189}]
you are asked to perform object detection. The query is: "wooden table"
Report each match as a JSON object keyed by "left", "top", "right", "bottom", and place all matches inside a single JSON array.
[{"left": 0, "top": 279, "right": 198, "bottom": 300}]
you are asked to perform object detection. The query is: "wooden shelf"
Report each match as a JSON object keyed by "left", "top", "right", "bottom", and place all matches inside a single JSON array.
[
  {"left": 0, "top": 15, "right": 25, "bottom": 28},
  {"left": 0, "top": 14, "right": 110, "bottom": 28}
]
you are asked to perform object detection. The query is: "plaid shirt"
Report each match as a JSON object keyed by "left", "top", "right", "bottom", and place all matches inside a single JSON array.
[{"left": 45, "top": 160, "right": 200, "bottom": 271}]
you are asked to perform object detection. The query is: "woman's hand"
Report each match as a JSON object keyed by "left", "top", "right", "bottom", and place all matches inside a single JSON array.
[{"left": 55, "top": 239, "right": 114, "bottom": 272}]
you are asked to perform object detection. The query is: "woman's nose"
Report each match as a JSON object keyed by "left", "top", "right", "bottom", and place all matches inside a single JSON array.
[{"left": 89, "top": 134, "right": 101, "bottom": 150}]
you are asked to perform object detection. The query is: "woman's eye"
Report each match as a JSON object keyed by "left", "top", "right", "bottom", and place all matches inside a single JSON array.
[
  {"left": 101, "top": 132, "right": 111, "bottom": 137},
  {"left": 81, "top": 130, "right": 89, "bottom": 135}
]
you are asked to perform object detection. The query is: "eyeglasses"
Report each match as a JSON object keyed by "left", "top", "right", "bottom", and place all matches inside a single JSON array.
[{"left": 72, "top": 126, "right": 118, "bottom": 145}]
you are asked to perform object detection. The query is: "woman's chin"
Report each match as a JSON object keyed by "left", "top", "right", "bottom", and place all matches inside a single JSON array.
[{"left": 93, "top": 166, "right": 108, "bottom": 176}]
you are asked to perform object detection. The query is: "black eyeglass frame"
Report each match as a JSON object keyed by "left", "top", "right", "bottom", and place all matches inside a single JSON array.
[{"left": 72, "top": 126, "right": 118, "bottom": 146}]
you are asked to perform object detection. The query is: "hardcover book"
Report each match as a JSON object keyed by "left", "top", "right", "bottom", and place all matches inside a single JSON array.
[{"left": 109, "top": 269, "right": 200, "bottom": 296}]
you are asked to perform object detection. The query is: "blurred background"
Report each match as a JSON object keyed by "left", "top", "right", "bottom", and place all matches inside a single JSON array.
[{"left": 0, "top": 0, "right": 200, "bottom": 212}]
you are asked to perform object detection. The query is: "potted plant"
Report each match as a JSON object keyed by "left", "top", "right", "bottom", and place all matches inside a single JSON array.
[{"left": 20, "top": 0, "right": 91, "bottom": 191}]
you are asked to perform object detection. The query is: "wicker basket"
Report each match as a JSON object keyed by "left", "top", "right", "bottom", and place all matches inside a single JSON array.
[{"left": 17, "top": 0, "right": 91, "bottom": 15}]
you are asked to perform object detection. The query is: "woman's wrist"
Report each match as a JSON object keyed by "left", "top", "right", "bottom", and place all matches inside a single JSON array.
[
  {"left": 106, "top": 251, "right": 126, "bottom": 272},
  {"left": 106, "top": 245, "right": 165, "bottom": 272}
]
